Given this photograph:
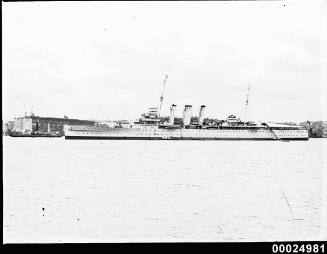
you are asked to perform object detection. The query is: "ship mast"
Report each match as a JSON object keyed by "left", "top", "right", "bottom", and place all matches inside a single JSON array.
[
  {"left": 158, "top": 74, "right": 168, "bottom": 118},
  {"left": 244, "top": 82, "right": 251, "bottom": 122}
]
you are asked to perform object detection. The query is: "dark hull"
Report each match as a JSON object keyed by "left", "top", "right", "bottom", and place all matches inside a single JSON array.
[
  {"left": 65, "top": 136, "right": 309, "bottom": 141},
  {"left": 278, "top": 138, "right": 309, "bottom": 141},
  {"left": 10, "top": 134, "right": 62, "bottom": 138}
]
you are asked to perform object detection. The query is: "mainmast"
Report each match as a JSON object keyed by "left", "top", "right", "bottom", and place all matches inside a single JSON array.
[
  {"left": 158, "top": 74, "right": 168, "bottom": 118},
  {"left": 244, "top": 82, "right": 251, "bottom": 122}
]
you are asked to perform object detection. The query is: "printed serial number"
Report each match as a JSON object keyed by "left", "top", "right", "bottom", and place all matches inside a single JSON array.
[{"left": 272, "top": 244, "right": 325, "bottom": 253}]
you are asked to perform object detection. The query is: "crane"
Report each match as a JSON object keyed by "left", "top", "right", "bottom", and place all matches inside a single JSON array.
[{"left": 158, "top": 74, "right": 168, "bottom": 118}]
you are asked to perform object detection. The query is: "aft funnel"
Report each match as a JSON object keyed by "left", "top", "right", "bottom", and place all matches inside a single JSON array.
[{"left": 198, "top": 105, "right": 206, "bottom": 125}]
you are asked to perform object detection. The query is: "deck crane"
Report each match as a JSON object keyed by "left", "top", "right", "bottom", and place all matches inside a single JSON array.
[{"left": 158, "top": 74, "right": 168, "bottom": 118}]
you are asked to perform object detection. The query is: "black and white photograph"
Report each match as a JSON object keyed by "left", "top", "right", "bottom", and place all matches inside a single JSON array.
[{"left": 2, "top": 0, "right": 327, "bottom": 244}]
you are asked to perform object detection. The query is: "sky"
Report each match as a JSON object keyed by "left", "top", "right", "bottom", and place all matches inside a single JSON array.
[{"left": 2, "top": 0, "right": 327, "bottom": 122}]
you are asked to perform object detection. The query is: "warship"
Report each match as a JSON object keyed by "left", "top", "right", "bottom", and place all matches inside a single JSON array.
[
  {"left": 64, "top": 76, "right": 309, "bottom": 141},
  {"left": 64, "top": 106, "right": 308, "bottom": 140}
]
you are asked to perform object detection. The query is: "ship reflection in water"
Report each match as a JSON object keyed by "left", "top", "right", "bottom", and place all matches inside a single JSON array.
[{"left": 3, "top": 137, "right": 323, "bottom": 242}]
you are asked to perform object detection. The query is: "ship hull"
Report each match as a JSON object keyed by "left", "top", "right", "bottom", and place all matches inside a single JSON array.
[
  {"left": 64, "top": 132, "right": 309, "bottom": 141},
  {"left": 65, "top": 136, "right": 278, "bottom": 140},
  {"left": 65, "top": 136, "right": 307, "bottom": 141},
  {"left": 65, "top": 136, "right": 308, "bottom": 141},
  {"left": 64, "top": 124, "right": 309, "bottom": 141}
]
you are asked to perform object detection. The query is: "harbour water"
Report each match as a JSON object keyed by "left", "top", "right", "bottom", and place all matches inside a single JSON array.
[{"left": 3, "top": 137, "right": 325, "bottom": 242}]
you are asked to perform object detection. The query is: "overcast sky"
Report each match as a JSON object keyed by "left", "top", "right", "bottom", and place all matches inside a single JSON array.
[{"left": 3, "top": 0, "right": 327, "bottom": 122}]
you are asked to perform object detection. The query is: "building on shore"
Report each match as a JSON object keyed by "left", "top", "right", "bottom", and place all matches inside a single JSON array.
[
  {"left": 3, "top": 120, "right": 15, "bottom": 135},
  {"left": 10, "top": 115, "right": 95, "bottom": 135},
  {"left": 299, "top": 121, "right": 327, "bottom": 138}
]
